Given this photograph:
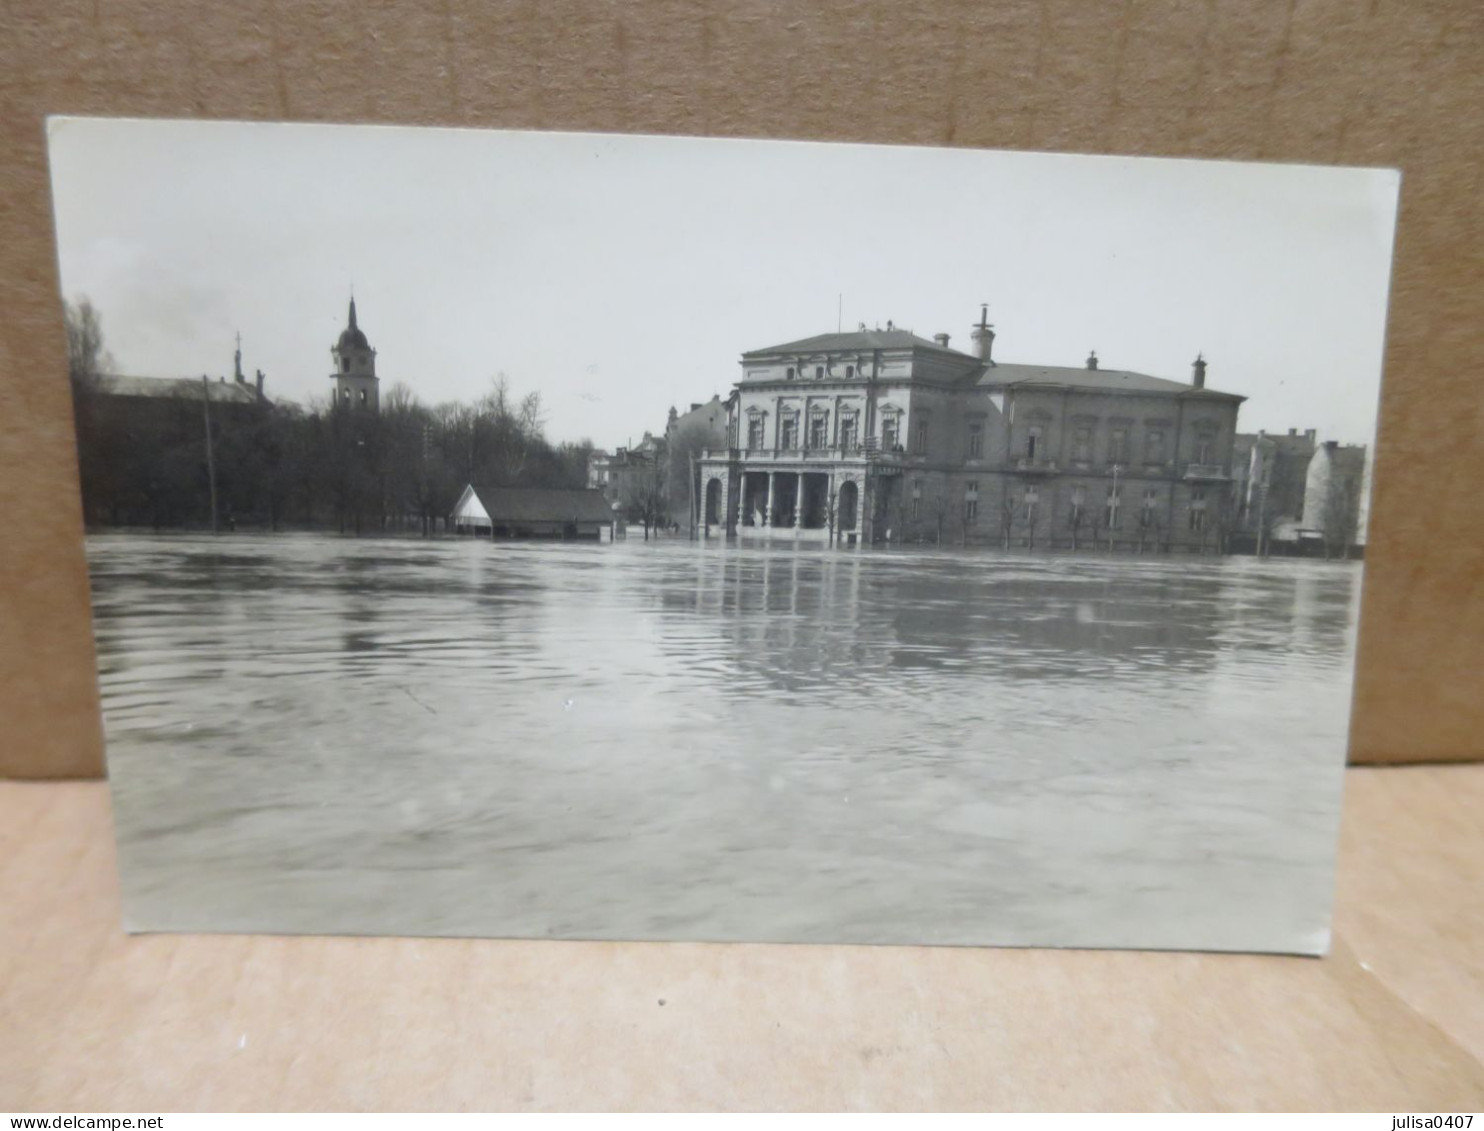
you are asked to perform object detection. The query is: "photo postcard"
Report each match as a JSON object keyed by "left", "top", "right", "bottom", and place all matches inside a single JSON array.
[{"left": 47, "top": 118, "right": 1399, "bottom": 953}]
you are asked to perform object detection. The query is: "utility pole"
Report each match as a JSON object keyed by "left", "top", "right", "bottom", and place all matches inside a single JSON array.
[
  {"left": 689, "top": 450, "right": 699, "bottom": 540},
  {"left": 201, "top": 376, "right": 219, "bottom": 534}
]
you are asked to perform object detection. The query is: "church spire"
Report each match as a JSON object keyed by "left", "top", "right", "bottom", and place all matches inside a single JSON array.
[{"left": 348, "top": 295, "right": 358, "bottom": 332}]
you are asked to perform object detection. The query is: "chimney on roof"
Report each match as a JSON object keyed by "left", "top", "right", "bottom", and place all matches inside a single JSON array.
[
  {"left": 1086, "top": 350, "right": 1099, "bottom": 370},
  {"left": 1305, "top": 428, "right": 1316, "bottom": 443},
  {"left": 934, "top": 332, "right": 950, "bottom": 348},
  {"left": 970, "top": 304, "right": 996, "bottom": 364},
  {"left": 234, "top": 332, "right": 245, "bottom": 383},
  {"left": 886, "top": 320, "right": 895, "bottom": 331},
  {"left": 690, "top": 402, "right": 701, "bottom": 412},
  {"left": 1288, "top": 427, "right": 1297, "bottom": 436},
  {"left": 1192, "top": 353, "right": 1207, "bottom": 389},
  {"left": 255, "top": 369, "right": 265, "bottom": 400}
]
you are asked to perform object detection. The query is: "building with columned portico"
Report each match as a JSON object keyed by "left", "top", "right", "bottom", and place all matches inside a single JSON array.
[{"left": 696, "top": 307, "right": 1247, "bottom": 552}]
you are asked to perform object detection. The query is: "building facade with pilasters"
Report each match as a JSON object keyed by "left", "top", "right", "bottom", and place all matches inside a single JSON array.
[{"left": 696, "top": 309, "right": 1246, "bottom": 551}]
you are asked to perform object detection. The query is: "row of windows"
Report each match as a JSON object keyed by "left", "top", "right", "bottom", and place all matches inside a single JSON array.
[
  {"left": 906, "top": 480, "right": 1212, "bottom": 529},
  {"left": 741, "top": 412, "right": 1219, "bottom": 467},
  {"left": 744, "top": 413, "right": 923, "bottom": 453},
  {"left": 785, "top": 364, "right": 858, "bottom": 380},
  {"left": 1022, "top": 425, "right": 1217, "bottom": 465}
]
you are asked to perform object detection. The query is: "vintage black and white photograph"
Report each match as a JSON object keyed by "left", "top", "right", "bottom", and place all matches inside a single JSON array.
[{"left": 48, "top": 118, "right": 1397, "bottom": 953}]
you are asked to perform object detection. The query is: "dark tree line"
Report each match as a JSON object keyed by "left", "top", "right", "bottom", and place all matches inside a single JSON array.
[{"left": 65, "top": 298, "right": 594, "bottom": 534}]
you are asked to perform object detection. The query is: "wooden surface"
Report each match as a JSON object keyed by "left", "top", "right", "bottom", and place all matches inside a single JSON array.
[
  {"left": 2, "top": 764, "right": 1481, "bottom": 1111},
  {"left": 3, "top": 1, "right": 1483, "bottom": 777}
]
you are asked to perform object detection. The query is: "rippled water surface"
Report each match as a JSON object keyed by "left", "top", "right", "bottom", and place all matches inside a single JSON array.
[{"left": 90, "top": 533, "right": 1360, "bottom": 952}]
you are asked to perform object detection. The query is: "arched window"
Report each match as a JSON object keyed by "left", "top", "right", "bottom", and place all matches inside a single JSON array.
[
  {"left": 1194, "top": 428, "right": 1216, "bottom": 464},
  {"left": 786, "top": 367, "right": 795, "bottom": 380},
  {"left": 815, "top": 365, "right": 824, "bottom": 380},
  {"left": 1026, "top": 425, "right": 1043, "bottom": 460}
]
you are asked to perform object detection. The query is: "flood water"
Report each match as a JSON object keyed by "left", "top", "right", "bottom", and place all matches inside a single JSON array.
[{"left": 88, "top": 533, "right": 1360, "bottom": 953}]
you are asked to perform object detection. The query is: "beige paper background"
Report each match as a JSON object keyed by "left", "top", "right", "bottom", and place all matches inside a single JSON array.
[{"left": 3, "top": 1, "right": 1482, "bottom": 778}]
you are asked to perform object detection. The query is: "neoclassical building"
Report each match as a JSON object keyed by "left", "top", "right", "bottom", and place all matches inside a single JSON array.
[{"left": 697, "top": 308, "right": 1246, "bottom": 552}]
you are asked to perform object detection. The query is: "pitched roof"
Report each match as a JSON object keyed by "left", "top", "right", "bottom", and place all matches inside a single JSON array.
[
  {"left": 94, "top": 374, "right": 265, "bottom": 404},
  {"left": 468, "top": 486, "right": 615, "bottom": 524},
  {"left": 742, "top": 329, "right": 966, "bottom": 357},
  {"left": 978, "top": 362, "right": 1245, "bottom": 400}
]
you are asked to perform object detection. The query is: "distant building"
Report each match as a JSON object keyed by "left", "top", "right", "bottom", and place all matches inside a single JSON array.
[
  {"left": 1228, "top": 430, "right": 1368, "bottom": 557},
  {"left": 665, "top": 395, "right": 729, "bottom": 534},
  {"left": 93, "top": 333, "right": 269, "bottom": 416},
  {"left": 588, "top": 434, "right": 664, "bottom": 515},
  {"left": 330, "top": 297, "right": 380, "bottom": 412},
  {"left": 697, "top": 307, "right": 1246, "bottom": 551},
  {"left": 1231, "top": 428, "right": 1317, "bottom": 552},
  {"left": 450, "top": 484, "right": 615, "bottom": 540},
  {"left": 74, "top": 337, "right": 272, "bottom": 527},
  {"left": 1299, "top": 441, "right": 1368, "bottom": 557}
]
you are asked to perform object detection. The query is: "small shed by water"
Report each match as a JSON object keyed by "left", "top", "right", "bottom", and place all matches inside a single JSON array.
[{"left": 450, "top": 484, "right": 615, "bottom": 541}]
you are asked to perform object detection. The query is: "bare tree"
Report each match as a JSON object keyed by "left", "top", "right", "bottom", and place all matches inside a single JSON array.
[
  {"left": 666, "top": 421, "right": 713, "bottom": 536},
  {"left": 65, "top": 297, "right": 116, "bottom": 387},
  {"left": 621, "top": 459, "right": 667, "bottom": 541}
]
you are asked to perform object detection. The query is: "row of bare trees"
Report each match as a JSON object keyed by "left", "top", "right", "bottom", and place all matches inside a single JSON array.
[
  {"left": 878, "top": 481, "right": 1226, "bottom": 553},
  {"left": 65, "top": 298, "right": 593, "bottom": 533}
]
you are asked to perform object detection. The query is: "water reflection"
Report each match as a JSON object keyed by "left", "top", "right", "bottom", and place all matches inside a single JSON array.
[{"left": 88, "top": 533, "right": 1360, "bottom": 952}]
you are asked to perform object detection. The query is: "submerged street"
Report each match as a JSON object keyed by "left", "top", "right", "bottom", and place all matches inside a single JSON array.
[{"left": 90, "top": 533, "right": 1359, "bottom": 952}]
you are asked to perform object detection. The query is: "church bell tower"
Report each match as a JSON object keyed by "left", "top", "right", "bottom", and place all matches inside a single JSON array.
[{"left": 331, "top": 297, "right": 379, "bottom": 411}]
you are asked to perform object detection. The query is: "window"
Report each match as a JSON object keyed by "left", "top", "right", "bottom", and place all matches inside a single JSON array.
[
  {"left": 965, "top": 482, "right": 979, "bottom": 525},
  {"left": 1069, "top": 485, "right": 1086, "bottom": 526},
  {"left": 839, "top": 414, "right": 858, "bottom": 450},
  {"left": 815, "top": 366, "right": 824, "bottom": 380},
  {"left": 1190, "top": 489, "right": 1208, "bottom": 531},
  {"left": 1144, "top": 429, "right": 1165, "bottom": 464},
  {"left": 780, "top": 415, "right": 799, "bottom": 450},
  {"left": 1141, "top": 488, "right": 1159, "bottom": 526},
  {"left": 845, "top": 365, "right": 855, "bottom": 378},
  {"left": 911, "top": 479, "right": 921, "bottom": 519},
  {"left": 1106, "top": 487, "right": 1122, "bottom": 529},
  {"left": 967, "top": 423, "right": 983, "bottom": 459},
  {"left": 1109, "top": 428, "right": 1128, "bottom": 464},
  {"left": 1026, "top": 426, "right": 1042, "bottom": 461},
  {"left": 1023, "top": 486, "right": 1039, "bottom": 518},
  {"left": 786, "top": 367, "right": 795, "bottom": 380},
  {"left": 1072, "top": 427, "right": 1092, "bottom": 463},
  {"left": 882, "top": 416, "right": 900, "bottom": 451},
  {"left": 342, "top": 358, "right": 350, "bottom": 373},
  {"left": 1194, "top": 430, "right": 1215, "bottom": 464},
  {"left": 914, "top": 419, "right": 928, "bottom": 454},
  {"left": 747, "top": 416, "right": 766, "bottom": 451},
  {"left": 359, "top": 389, "right": 367, "bottom": 404},
  {"left": 808, "top": 414, "right": 829, "bottom": 450}
]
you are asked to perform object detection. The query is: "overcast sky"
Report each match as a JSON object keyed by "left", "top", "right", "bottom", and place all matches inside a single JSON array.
[{"left": 48, "top": 118, "right": 1398, "bottom": 451}]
